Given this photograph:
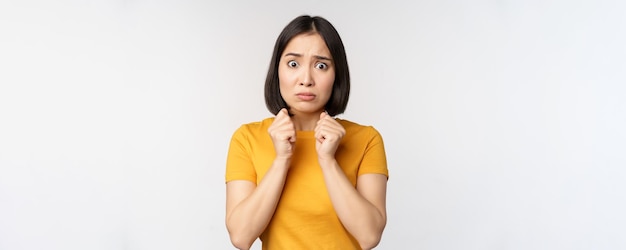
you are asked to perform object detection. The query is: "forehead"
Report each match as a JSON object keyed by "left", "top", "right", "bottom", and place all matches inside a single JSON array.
[{"left": 282, "top": 33, "right": 331, "bottom": 57}]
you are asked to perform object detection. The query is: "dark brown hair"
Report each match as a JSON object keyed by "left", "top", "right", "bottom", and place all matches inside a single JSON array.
[{"left": 264, "top": 15, "right": 350, "bottom": 116}]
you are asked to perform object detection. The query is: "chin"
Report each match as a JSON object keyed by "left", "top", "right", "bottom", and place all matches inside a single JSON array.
[{"left": 289, "top": 106, "right": 324, "bottom": 115}]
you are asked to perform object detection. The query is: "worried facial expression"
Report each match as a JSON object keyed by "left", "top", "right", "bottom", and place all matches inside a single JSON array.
[{"left": 278, "top": 32, "right": 335, "bottom": 116}]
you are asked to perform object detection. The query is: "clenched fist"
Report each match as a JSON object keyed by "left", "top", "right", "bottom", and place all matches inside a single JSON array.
[
  {"left": 268, "top": 108, "right": 296, "bottom": 161},
  {"left": 315, "top": 111, "right": 345, "bottom": 162}
]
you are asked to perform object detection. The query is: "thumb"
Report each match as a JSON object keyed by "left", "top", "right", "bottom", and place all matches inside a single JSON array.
[{"left": 277, "top": 108, "right": 290, "bottom": 119}]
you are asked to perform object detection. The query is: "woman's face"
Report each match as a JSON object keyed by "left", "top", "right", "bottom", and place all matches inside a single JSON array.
[{"left": 278, "top": 32, "right": 335, "bottom": 116}]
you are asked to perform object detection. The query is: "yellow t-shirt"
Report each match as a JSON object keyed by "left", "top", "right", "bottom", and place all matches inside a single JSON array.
[{"left": 225, "top": 117, "right": 388, "bottom": 250}]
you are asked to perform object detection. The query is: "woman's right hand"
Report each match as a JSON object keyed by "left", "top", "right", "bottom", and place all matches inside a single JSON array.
[{"left": 268, "top": 108, "right": 296, "bottom": 162}]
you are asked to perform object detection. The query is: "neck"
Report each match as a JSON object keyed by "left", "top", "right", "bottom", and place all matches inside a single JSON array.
[{"left": 290, "top": 111, "right": 323, "bottom": 131}]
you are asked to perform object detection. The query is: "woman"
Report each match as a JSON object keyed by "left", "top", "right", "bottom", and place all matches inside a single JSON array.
[{"left": 225, "top": 15, "right": 388, "bottom": 250}]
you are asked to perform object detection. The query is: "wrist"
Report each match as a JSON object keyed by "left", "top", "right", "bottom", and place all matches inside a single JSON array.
[
  {"left": 273, "top": 156, "right": 292, "bottom": 168},
  {"left": 317, "top": 157, "right": 337, "bottom": 168}
]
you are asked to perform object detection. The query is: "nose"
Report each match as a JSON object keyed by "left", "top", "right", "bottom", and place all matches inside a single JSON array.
[{"left": 299, "top": 68, "right": 314, "bottom": 87}]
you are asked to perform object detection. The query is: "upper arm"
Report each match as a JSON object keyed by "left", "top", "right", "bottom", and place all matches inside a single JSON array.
[
  {"left": 356, "top": 173, "right": 388, "bottom": 221},
  {"left": 226, "top": 180, "right": 256, "bottom": 222},
  {"left": 225, "top": 126, "right": 258, "bottom": 222}
]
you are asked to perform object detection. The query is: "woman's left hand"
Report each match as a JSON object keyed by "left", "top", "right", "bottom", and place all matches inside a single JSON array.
[{"left": 315, "top": 111, "right": 346, "bottom": 162}]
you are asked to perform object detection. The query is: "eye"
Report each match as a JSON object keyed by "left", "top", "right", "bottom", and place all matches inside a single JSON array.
[
  {"left": 287, "top": 60, "right": 299, "bottom": 68},
  {"left": 315, "top": 62, "right": 328, "bottom": 70}
]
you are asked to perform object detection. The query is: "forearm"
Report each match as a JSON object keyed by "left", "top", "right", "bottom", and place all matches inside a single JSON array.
[
  {"left": 226, "top": 158, "right": 290, "bottom": 249},
  {"left": 319, "top": 159, "right": 386, "bottom": 249}
]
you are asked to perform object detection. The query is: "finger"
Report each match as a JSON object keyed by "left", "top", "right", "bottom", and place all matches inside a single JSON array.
[
  {"left": 276, "top": 108, "right": 287, "bottom": 118},
  {"left": 276, "top": 109, "right": 294, "bottom": 126},
  {"left": 315, "top": 126, "right": 330, "bottom": 143},
  {"left": 315, "top": 132, "right": 325, "bottom": 144},
  {"left": 317, "top": 128, "right": 338, "bottom": 140},
  {"left": 314, "top": 124, "right": 323, "bottom": 138},
  {"left": 316, "top": 121, "right": 344, "bottom": 140},
  {"left": 315, "top": 119, "right": 323, "bottom": 135},
  {"left": 324, "top": 116, "right": 344, "bottom": 130},
  {"left": 315, "top": 119, "right": 333, "bottom": 136},
  {"left": 316, "top": 113, "right": 332, "bottom": 127},
  {"left": 276, "top": 109, "right": 295, "bottom": 141},
  {"left": 320, "top": 111, "right": 327, "bottom": 120},
  {"left": 315, "top": 118, "right": 335, "bottom": 133},
  {"left": 288, "top": 133, "right": 296, "bottom": 143}
]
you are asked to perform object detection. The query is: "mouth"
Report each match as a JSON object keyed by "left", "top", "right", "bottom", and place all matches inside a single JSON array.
[{"left": 296, "top": 93, "right": 316, "bottom": 101}]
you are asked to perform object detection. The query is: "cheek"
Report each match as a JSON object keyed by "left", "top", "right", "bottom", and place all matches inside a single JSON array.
[
  {"left": 278, "top": 73, "right": 296, "bottom": 90},
  {"left": 277, "top": 66, "right": 286, "bottom": 85},
  {"left": 277, "top": 63, "right": 291, "bottom": 82},
  {"left": 321, "top": 73, "right": 335, "bottom": 94}
]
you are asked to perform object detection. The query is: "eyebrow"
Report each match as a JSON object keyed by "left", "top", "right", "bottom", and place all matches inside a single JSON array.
[{"left": 284, "top": 52, "right": 333, "bottom": 61}]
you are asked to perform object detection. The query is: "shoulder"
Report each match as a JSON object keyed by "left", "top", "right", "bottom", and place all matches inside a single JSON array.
[
  {"left": 232, "top": 117, "right": 275, "bottom": 137},
  {"left": 238, "top": 117, "right": 275, "bottom": 130},
  {"left": 336, "top": 118, "right": 383, "bottom": 138}
]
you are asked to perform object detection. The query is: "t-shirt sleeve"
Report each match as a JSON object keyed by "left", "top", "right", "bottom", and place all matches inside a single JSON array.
[
  {"left": 225, "top": 125, "right": 257, "bottom": 183},
  {"left": 358, "top": 127, "right": 389, "bottom": 178}
]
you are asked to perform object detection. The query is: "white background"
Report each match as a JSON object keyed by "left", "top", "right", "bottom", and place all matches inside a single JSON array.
[{"left": 1, "top": 0, "right": 625, "bottom": 249}]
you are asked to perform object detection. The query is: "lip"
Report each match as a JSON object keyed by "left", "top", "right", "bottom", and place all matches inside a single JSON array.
[{"left": 296, "top": 92, "right": 316, "bottom": 101}]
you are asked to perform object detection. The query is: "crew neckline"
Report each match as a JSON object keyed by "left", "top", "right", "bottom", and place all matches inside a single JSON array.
[{"left": 296, "top": 130, "right": 315, "bottom": 139}]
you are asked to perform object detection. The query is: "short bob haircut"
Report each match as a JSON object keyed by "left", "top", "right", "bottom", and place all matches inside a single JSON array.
[{"left": 264, "top": 15, "right": 350, "bottom": 116}]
